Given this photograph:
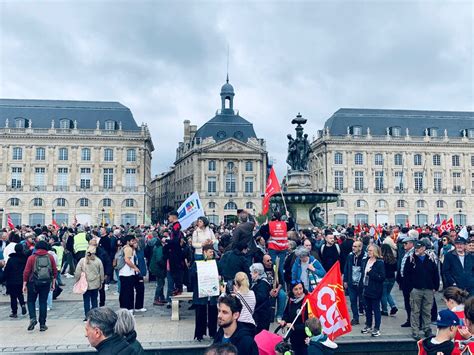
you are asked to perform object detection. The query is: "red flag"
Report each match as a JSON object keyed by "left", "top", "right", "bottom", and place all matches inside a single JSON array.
[
  {"left": 405, "top": 219, "right": 410, "bottom": 228},
  {"left": 7, "top": 214, "right": 15, "bottom": 229},
  {"left": 354, "top": 223, "right": 361, "bottom": 235},
  {"left": 446, "top": 218, "right": 454, "bottom": 231},
  {"left": 304, "top": 261, "right": 352, "bottom": 340},
  {"left": 262, "top": 167, "right": 281, "bottom": 215},
  {"left": 438, "top": 219, "right": 447, "bottom": 233},
  {"left": 52, "top": 219, "right": 60, "bottom": 230}
]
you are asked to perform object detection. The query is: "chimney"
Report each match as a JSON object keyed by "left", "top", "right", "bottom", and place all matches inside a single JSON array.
[{"left": 183, "top": 120, "right": 191, "bottom": 143}]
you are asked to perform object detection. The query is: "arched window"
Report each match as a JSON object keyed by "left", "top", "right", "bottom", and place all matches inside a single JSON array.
[
  {"left": 58, "top": 147, "right": 68, "bottom": 160},
  {"left": 376, "top": 199, "right": 387, "bottom": 208},
  {"left": 436, "top": 200, "right": 445, "bottom": 209},
  {"left": 455, "top": 200, "right": 464, "bottom": 209},
  {"left": 416, "top": 200, "right": 426, "bottom": 208},
  {"left": 55, "top": 198, "right": 67, "bottom": 207},
  {"left": 396, "top": 200, "right": 407, "bottom": 208},
  {"left": 374, "top": 153, "right": 384, "bottom": 166},
  {"left": 79, "top": 198, "right": 90, "bottom": 207},
  {"left": 124, "top": 199, "right": 135, "bottom": 207},
  {"left": 394, "top": 154, "right": 403, "bottom": 166},
  {"left": 224, "top": 201, "right": 237, "bottom": 210},
  {"left": 334, "top": 152, "right": 343, "bottom": 165},
  {"left": 355, "top": 199, "right": 367, "bottom": 208},
  {"left": 81, "top": 148, "right": 91, "bottom": 161},
  {"left": 336, "top": 199, "right": 346, "bottom": 208},
  {"left": 9, "top": 198, "right": 20, "bottom": 206},
  {"left": 414, "top": 154, "right": 422, "bottom": 166},
  {"left": 32, "top": 198, "right": 44, "bottom": 207},
  {"left": 245, "top": 202, "right": 253, "bottom": 209}
]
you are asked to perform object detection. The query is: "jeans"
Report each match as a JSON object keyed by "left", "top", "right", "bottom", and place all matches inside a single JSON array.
[
  {"left": 154, "top": 277, "right": 165, "bottom": 301},
  {"left": 115, "top": 270, "right": 121, "bottom": 293},
  {"left": 381, "top": 278, "right": 396, "bottom": 312},
  {"left": 27, "top": 283, "right": 50, "bottom": 326},
  {"left": 35, "top": 290, "right": 52, "bottom": 309},
  {"left": 134, "top": 276, "right": 145, "bottom": 310},
  {"left": 364, "top": 296, "right": 381, "bottom": 330},
  {"left": 83, "top": 289, "right": 99, "bottom": 317},
  {"left": 62, "top": 252, "right": 75, "bottom": 274},
  {"left": 276, "top": 288, "right": 287, "bottom": 319},
  {"left": 268, "top": 249, "right": 287, "bottom": 276},
  {"left": 347, "top": 284, "right": 364, "bottom": 321}
]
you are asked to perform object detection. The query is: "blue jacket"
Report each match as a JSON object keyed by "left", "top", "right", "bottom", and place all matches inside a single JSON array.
[
  {"left": 291, "top": 256, "right": 326, "bottom": 284},
  {"left": 442, "top": 251, "right": 474, "bottom": 295},
  {"left": 135, "top": 248, "right": 147, "bottom": 277}
]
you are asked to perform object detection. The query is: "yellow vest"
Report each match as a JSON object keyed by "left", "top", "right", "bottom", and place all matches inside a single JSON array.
[
  {"left": 73, "top": 232, "right": 88, "bottom": 254},
  {"left": 53, "top": 245, "right": 64, "bottom": 271}
]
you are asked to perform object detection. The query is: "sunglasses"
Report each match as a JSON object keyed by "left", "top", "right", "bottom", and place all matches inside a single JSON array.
[
  {"left": 291, "top": 279, "right": 302, "bottom": 285},
  {"left": 442, "top": 239, "right": 448, "bottom": 242}
]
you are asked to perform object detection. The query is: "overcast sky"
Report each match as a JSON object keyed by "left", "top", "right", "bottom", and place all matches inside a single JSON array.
[{"left": 1, "top": 0, "right": 472, "bottom": 178}]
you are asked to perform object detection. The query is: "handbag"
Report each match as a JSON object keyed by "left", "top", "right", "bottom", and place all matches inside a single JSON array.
[{"left": 73, "top": 272, "right": 88, "bottom": 294}]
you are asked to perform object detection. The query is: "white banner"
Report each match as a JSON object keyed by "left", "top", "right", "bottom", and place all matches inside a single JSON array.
[
  {"left": 177, "top": 192, "right": 205, "bottom": 229},
  {"left": 196, "top": 259, "right": 220, "bottom": 298}
]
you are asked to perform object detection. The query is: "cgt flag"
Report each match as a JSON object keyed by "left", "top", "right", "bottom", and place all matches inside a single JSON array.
[
  {"left": 7, "top": 214, "right": 15, "bottom": 229},
  {"left": 178, "top": 192, "right": 205, "bottom": 230},
  {"left": 304, "top": 261, "right": 352, "bottom": 340},
  {"left": 262, "top": 167, "right": 281, "bottom": 215}
]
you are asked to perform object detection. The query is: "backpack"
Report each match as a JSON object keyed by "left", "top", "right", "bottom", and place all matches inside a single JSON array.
[
  {"left": 320, "top": 243, "right": 340, "bottom": 255},
  {"left": 114, "top": 248, "right": 126, "bottom": 271},
  {"left": 33, "top": 254, "right": 53, "bottom": 287}
]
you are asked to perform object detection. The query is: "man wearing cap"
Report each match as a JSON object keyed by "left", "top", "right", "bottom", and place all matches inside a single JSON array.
[
  {"left": 319, "top": 230, "right": 341, "bottom": 273},
  {"left": 443, "top": 237, "right": 474, "bottom": 296},
  {"left": 405, "top": 240, "right": 439, "bottom": 340},
  {"left": 417, "top": 309, "right": 460, "bottom": 355},
  {"left": 396, "top": 234, "right": 417, "bottom": 328}
]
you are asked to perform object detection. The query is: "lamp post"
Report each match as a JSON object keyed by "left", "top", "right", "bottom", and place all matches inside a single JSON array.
[
  {"left": 416, "top": 209, "right": 420, "bottom": 226},
  {"left": 375, "top": 209, "right": 378, "bottom": 225},
  {"left": 0, "top": 208, "right": 3, "bottom": 229},
  {"left": 459, "top": 209, "right": 462, "bottom": 225},
  {"left": 213, "top": 209, "right": 216, "bottom": 224},
  {"left": 101, "top": 208, "right": 105, "bottom": 226}
]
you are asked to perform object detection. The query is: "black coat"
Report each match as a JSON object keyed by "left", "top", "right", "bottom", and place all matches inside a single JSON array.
[
  {"left": 282, "top": 296, "right": 309, "bottom": 355},
  {"left": 95, "top": 334, "right": 136, "bottom": 355},
  {"left": 124, "top": 330, "right": 145, "bottom": 354},
  {"left": 251, "top": 278, "right": 272, "bottom": 328},
  {"left": 343, "top": 252, "right": 364, "bottom": 286},
  {"left": 404, "top": 254, "right": 439, "bottom": 291},
  {"left": 214, "top": 322, "right": 259, "bottom": 355},
  {"left": 229, "top": 221, "right": 256, "bottom": 250},
  {"left": 3, "top": 252, "right": 27, "bottom": 287},
  {"left": 164, "top": 222, "right": 185, "bottom": 270},
  {"left": 218, "top": 249, "right": 250, "bottom": 281},
  {"left": 359, "top": 258, "right": 385, "bottom": 299},
  {"left": 442, "top": 252, "right": 474, "bottom": 294}
]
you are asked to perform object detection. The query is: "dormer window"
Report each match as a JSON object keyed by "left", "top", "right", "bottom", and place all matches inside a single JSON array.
[
  {"left": 428, "top": 127, "right": 438, "bottom": 137},
  {"left": 15, "top": 117, "right": 27, "bottom": 128},
  {"left": 468, "top": 129, "right": 474, "bottom": 138},
  {"left": 350, "top": 126, "right": 362, "bottom": 136},
  {"left": 59, "top": 118, "right": 73, "bottom": 129},
  {"left": 104, "top": 120, "right": 117, "bottom": 130},
  {"left": 390, "top": 126, "right": 401, "bottom": 137}
]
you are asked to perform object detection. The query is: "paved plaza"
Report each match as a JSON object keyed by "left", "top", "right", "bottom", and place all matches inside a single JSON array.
[{"left": 0, "top": 276, "right": 441, "bottom": 353}]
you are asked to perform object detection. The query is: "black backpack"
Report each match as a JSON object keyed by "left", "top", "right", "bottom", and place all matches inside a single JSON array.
[{"left": 33, "top": 254, "right": 53, "bottom": 287}]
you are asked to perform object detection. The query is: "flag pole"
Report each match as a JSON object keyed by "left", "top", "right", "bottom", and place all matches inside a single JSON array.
[
  {"left": 280, "top": 190, "right": 288, "bottom": 214},
  {"left": 283, "top": 298, "right": 309, "bottom": 340}
]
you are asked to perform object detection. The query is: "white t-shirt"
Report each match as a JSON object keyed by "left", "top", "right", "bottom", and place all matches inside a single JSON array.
[
  {"left": 3, "top": 242, "right": 17, "bottom": 264},
  {"left": 119, "top": 246, "right": 136, "bottom": 277}
]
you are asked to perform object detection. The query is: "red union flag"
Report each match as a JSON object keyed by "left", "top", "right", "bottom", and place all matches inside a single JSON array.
[
  {"left": 446, "top": 217, "right": 454, "bottom": 231},
  {"left": 304, "top": 261, "right": 352, "bottom": 340},
  {"left": 52, "top": 219, "right": 60, "bottom": 230},
  {"left": 438, "top": 219, "right": 447, "bottom": 233},
  {"left": 7, "top": 214, "right": 15, "bottom": 229},
  {"left": 262, "top": 167, "right": 281, "bottom": 215}
]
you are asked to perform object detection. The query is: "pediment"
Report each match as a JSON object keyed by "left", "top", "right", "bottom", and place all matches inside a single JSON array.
[{"left": 203, "top": 138, "right": 263, "bottom": 153}]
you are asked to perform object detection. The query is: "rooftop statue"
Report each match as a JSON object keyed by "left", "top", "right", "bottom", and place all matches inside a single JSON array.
[{"left": 287, "top": 113, "right": 312, "bottom": 171}]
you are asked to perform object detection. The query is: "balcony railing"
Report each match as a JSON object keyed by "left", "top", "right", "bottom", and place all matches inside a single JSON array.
[
  {"left": 77, "top": 186, "right": 92, "bottom": 192},
  {"left": 354, "top": 188, "right": 368, "bottom": 193},
  {"left": 32, "top": 185, "right": 47, "bottom": 191},
  {"left": 433, "top": 188, "right": 447, "bottom": 194},
  {"left": 7, "top": 186, "right": 23, "bottom": 191},
  {"left": 122, "top": 186, "right": 138, "bottom": 192},
  {"left": 54, "top": 185, "right": 69, "bottom": 192},
  {"left": 100, "top": 187, "right": 115, "bottom": 192},
  {"left": 374, "top": 188, "right": 388, "bottom": 193},
  {"left": 452, "top": 188, "right": 466, "bottom": 194}
]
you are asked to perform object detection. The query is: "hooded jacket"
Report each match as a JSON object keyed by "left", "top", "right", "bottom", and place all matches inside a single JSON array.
[
  {"left": 23, "top": 249, "right": 58, "bottom": 283},
  {"left": 308, "top": 334, "right": 338, "bottom": 355},
  {"left": 417, "top": 336, "right": 454, "bottom": 355},
  {"left": 214, "top": 321, "right": 259, "bottom": 355},
  {"left": 4, "top": 252, "right": 27, "bottom": 286},
  {"left": 124, "top": 330, "right": 145, "bottom": 354}
]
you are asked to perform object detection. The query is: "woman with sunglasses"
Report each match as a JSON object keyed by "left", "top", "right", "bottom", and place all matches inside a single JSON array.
[
  {"left": 278, "top": 280, "right": 309, "bottom": 355},
  {"left": 440, "top": 235, "right": 454, "bottom": 289}
]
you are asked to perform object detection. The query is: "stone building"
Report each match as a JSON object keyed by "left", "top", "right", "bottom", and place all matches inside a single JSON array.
[
  {"left": 151, "top": 78, "right": 268, "bottom": 224},
  {"left": 310, "top": 108, "right": 474, "bottom": 226},
  {"left": 0, "top": 99, "right": 154, "bottom": 227}
]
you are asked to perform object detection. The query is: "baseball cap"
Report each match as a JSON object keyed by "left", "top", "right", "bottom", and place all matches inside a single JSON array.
[
  {"left": 454, "top": 237, "right": 467, "bottom": 244},
  {"left": 436, "top": 309, "right": 460, "bottom": 327},
  {"left": 414, "top": 241, "right": 426, "bottom": 249}
]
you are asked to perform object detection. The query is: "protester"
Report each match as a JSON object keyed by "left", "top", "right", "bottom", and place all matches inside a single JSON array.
[
  {"left": 397, "top": 235, "right": 417, "bottom": 327},
  {"left": 4, "top": 243, "right": 27, "bottom": 318},
  {"left": 249, "top": 262, "right": 272, "bottom": 334},
  {"left": 115, "top": 309, "right": 145, "bottom": 354},
  {"left": 231, "top": 272, "right": 256, "bottom": 333},
  {"left": 164, "top": 211, "right": 185, "bottom": 297},
  {"left": 305, "top": 317, "right": 338, "bottom": 355},
  {"left": 75, "top": 245, "right": 105, "bottom": 321},
  {"left": 118, "top": 235, "right": 140, "bottom": 311},
  {"left": 279, "top": 280, "right": 309, "bottom": 355},
  {"left": 291, "top": 246, "right": 325, "bottom": 292},
  {"left": 443, "top": 286, "right": 471, "bottom": 354},
  {"left": 381, "top": 244, "right": 398, "bottom": 316},
  {"left": 190, "top": 244, "right": 218, "bottom": 341},
  {"left": 360, "top": 245, "right": 385, "bottom": 337},
  {"left": 150, "top": 234, "right": 167, "bottom": 306},
  {"left": 228, "top": 211, "right": 256, "bottom": 252},
  {"left": 417, "top": 309, "right": 460, "bottom": 355},
  {"left": 219, "top": 241, "right": 251, "bottom": 283},
  {"left": 443, "top": 237, "right": 474, "bottom": 296},
  {"left": 214, "top": 294, "right": 259, "bottom": 355},
  {"left": 23, "top": 240, "right": 57, "bottom": 331},
  {"left": 262, "top": 254, "right": 286, "bottom": 322},
  {"left": 319, "top": 231, "right": 341, "bottom": 273},
  {"left": 343, "top": 240, "right": 365, "bottom": 325},
  {"left": 85, "top": 307, "right": 135, "bottom": 354},
  {"left": 205, "top": 343, "right": 238, "bottom": 355},
  {"left": 192, "top": 216, "right": 216, "bottom": 260},
  {"left": 404, "top": 240, "right": 440, "bottom": 340}
]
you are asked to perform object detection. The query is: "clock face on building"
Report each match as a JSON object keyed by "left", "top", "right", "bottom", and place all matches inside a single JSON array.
[{"left": 217, "top": 131, "right": 227, "bottom": 140}]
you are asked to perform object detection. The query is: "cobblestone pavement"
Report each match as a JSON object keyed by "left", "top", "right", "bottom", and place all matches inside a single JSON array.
[{"left": 0, "top": 276, "right": 444, "bottom": 353}]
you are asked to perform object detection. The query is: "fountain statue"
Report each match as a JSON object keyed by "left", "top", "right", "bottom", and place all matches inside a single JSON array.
[{"left": 270, "top": 113, "right": 338, "bottom": 228}]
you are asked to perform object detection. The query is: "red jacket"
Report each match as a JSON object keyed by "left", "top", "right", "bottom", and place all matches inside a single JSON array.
[{"left": 23, "top": 249, "right": 57, "bottom": 283}]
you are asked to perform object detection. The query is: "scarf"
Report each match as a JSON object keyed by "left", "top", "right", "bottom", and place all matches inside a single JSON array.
[{"left": 400, "top": 248, "right": 414, "bottom": 277}]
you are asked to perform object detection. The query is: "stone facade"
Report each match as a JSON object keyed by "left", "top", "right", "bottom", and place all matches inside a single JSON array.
[
  {"left": 310, "top": 108, "right": 474, "bottom": 226},
  {"left": 151, "top": 80, "right": 268, "bottom": 224},
  {"left": 0, "top": 99, "right": 154, "bottom": 227}
]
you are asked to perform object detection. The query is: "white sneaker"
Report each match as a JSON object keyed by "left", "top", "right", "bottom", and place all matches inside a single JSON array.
[
  {"left": 65, "top": 273, "right": 74, "bottom": 278},
  {"left": 47, "top": 307, "right": 51, "bottom": 311},
  {"left": 135, "top": 308, "right": 147, "bottom": 312},
  {"left": 104, "top": 284, "right": 109, "bottom": 291}
]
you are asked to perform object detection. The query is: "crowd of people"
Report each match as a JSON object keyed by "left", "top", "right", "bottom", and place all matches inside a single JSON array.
[{"left": 1, "top": 210, "right": 474, "bottom": 355}]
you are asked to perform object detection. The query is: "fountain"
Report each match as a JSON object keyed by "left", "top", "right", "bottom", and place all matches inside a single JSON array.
[{"left": 270, "top": 113, "right": 338, "bottom": 228}]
